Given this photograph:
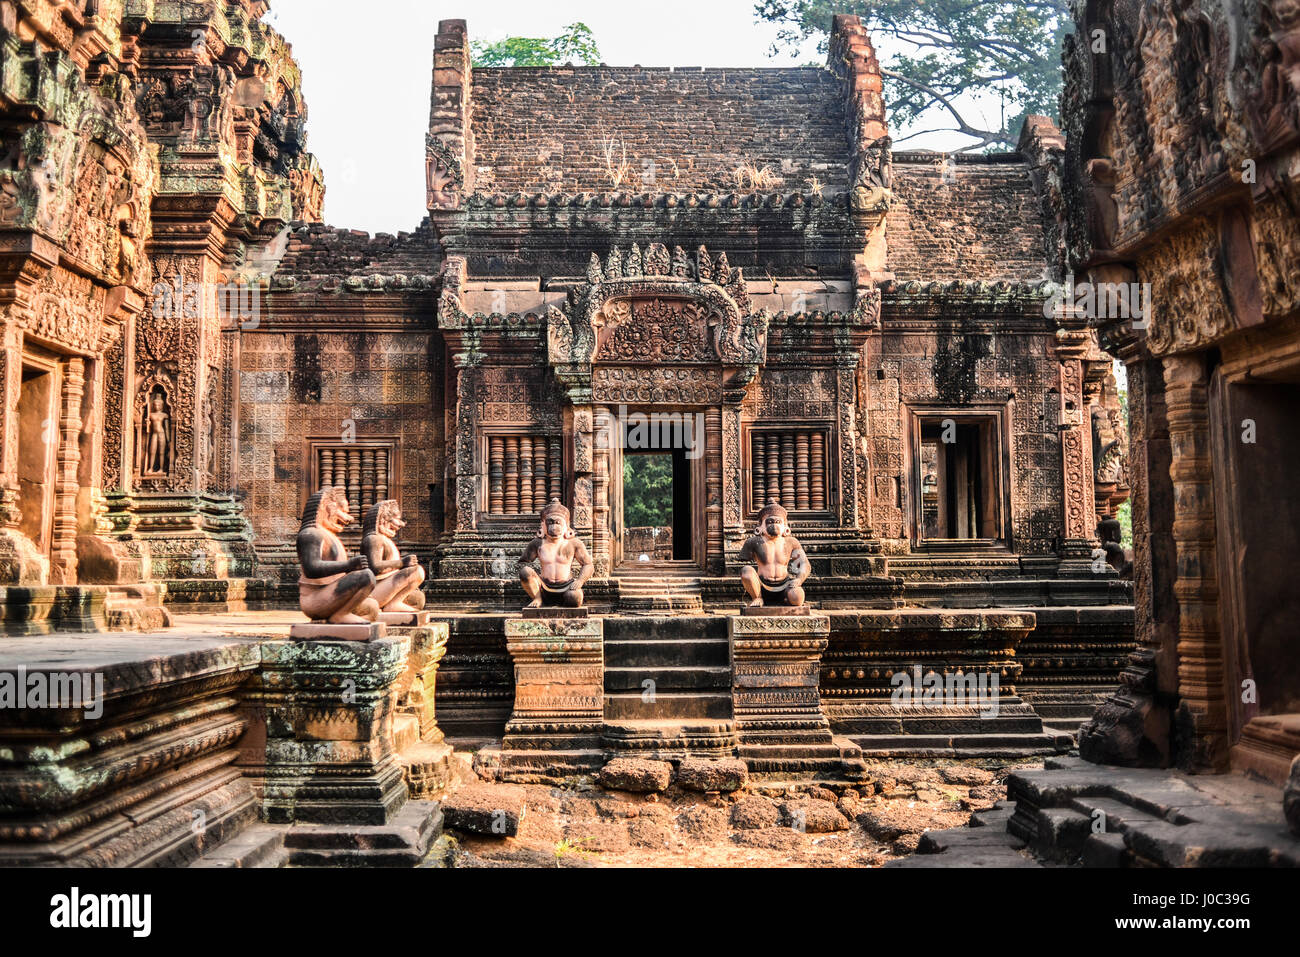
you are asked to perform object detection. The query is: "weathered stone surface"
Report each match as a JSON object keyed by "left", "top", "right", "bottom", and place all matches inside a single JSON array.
[
  {"left": 598, "top": 758, "right": 673, "bottom": 793},
  {"left": 940, "top": 766, "right": 995, "bottom": 786},
  {"left": 675, "top": 805, "right": 730, "bottom": 842},
  {"left": 677, "top": 758, "right": 748, "bottom": 793},
  {"left": 730, "top": 796, "right": 781, "bottom": 830},
  {"left": 442, "top": 784, "right": 526, "bottom": 837},
  {"left": 780, "top": 799, "right": 850, "bottom": 833}
]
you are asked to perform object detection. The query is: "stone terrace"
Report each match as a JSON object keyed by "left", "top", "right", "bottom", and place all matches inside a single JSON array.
[{"left": 469, "top": 67, "right": 850, "bottom": 194}]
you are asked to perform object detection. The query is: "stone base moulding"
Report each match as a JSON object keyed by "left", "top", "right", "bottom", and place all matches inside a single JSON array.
[
  {"left": 728, "top": 613, "right": 867, "bottom": 778},
  {"left": 498, "top": 616, "right": 605, "bottom": 777}
]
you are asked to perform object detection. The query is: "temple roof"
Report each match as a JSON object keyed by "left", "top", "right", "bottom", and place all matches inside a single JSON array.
[
  {"left": 258, "top": 218, "right": 442, "bottom": 288},
  {"left": 467, "top": 67, "right": 850, "bottom": 195},
  {"left": 887, "top": 153, "right": 1051, "bottom": 283}
]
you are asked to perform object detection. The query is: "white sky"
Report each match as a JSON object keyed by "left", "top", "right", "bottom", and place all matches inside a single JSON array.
[{"left": 266, "top": 0, "right": 991, "bottom": 234}]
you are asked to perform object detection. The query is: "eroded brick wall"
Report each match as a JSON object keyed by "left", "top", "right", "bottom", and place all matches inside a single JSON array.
[
  {"left": 888, "top": 158, "right": 1052, "bottom": 282},
  {"left": 469, "top": 67, "right": 849, "bottom": 194}
]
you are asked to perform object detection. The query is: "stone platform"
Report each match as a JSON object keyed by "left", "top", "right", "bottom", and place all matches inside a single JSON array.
[
  {"left": 0, "top": 633, "right": 262, "bottom": 866},
  {"left": 822, "top": 609, "right": 1074, "bottom": 758},
  {"left": 888, "top": 755, "right": 1300, "bottom": 867}
]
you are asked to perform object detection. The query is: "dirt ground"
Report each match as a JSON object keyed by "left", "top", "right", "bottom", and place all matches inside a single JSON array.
[{"left": 445, "top": 759, "right": 1044, "bottom": 868}]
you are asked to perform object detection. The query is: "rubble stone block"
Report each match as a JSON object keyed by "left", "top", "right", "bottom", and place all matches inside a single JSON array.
[
  {"left": 676, "top": 758, "right": 748, "bottom": 792},
  {"left": 597, "top": 758, "right": 673, "bottom": 793},
  {"left": 442, "top": 783, "right": 527, "bottom": 837},
  {"left": 780, "top": 798, "right": 850, "bottom": 833}
]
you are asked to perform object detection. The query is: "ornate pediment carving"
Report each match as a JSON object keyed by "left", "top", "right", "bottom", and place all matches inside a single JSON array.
[{"left": 546, "top": 243, "right": 770, "bottom": 371}]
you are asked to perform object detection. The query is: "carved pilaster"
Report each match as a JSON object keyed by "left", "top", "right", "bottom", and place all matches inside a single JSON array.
[
  {"left": 49, "top": 358, "right": 85, "bottom": 584},
  {"left": 835, "top": 360, "right": 860, "bottom": 531},
  {"left": 1163, "top": 354, "right": 1229, "bottom": 772},
  {"left": 1079, "top": 357, "right": 1178, "bottom": 767},
  {"left": 592, "top": 404, "right": 612, "bottom": 576},
  {"left": 1056, "top": 341, "right": 1101, "bottom": 572}
]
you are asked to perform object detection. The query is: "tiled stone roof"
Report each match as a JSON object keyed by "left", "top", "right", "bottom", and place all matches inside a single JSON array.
[
  {"left": 468, "top": 67, "right": 850, "bottom": 195},
  {"left": 887, "top": 154, "right": 1051, "bottom": 282}
]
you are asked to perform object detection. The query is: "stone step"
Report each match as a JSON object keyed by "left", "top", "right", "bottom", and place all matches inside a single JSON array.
[
  {"left": 604, "top": 616, "right": 727, "bottom": 641},
  {"left": 605, "top": 691, "right": 732, "bottom": 721},
  {"left": 605, "top": 638, "right": 729, "bottom": 668},
  {"left": 617, "top": 596, "right": 705, "bottom": 614},
  {"left": 601, "top": 719, "right": 739, "bottom": 759},
  {"left": 190, "top": 824, "right": 287, "bottom": 868},
  {"left": 605, "top": 665, "right": 731, "bottom": 692},
  {"left": 617, "top": 578, "right": 702, "bottom": 589},
  {"left": 851, "top": 732, "right": 1074, "bottom": 758}
]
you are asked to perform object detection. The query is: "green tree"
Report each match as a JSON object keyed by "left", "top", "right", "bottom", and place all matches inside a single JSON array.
[
  {"left": 472, "top": 22, "right": 602, "bottom": 67},
  {"left": 623, "top": 455, "right": 673, "bottom": 528},
  {"left": 754, "top": 0, "right": 1072, "bottom": 151}
]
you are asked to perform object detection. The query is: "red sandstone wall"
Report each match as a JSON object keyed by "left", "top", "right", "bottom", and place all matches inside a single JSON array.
[
  {"left": 236, "top": 331, "right": 444, "bottom": 550},
  {"left": 469, "top": 67, "right": 850, "bottom": 194}
]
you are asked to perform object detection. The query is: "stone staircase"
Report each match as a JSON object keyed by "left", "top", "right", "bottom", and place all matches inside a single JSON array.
[
  {"left": 601, "top": 614, "right": 739, "bottom": 759},
  {"left": 887, "top": 755, "right": 1300, "bottom": 868},
  {"left": 614, "top": 563, "right": 704, "bottom": 614}
]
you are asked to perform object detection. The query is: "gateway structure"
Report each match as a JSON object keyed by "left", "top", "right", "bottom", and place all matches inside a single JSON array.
[{"left": 0, "top": 5, "right": 1137, "bottom": 861}]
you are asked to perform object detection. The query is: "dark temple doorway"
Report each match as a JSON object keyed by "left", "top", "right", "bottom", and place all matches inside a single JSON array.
[
  {"left": 620, "top": 448, "right": 692, "bottom": 563},
  {"left": 612, "top": 408, "right": 702, "bottom": 569}
]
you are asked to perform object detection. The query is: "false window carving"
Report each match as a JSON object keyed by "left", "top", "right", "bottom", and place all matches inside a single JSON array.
[
  {"left": 485, "top": 434, "right": 564, "bottom": 515},
  {"left": 311, "top": 441, "right": 397, "bottom": 515},
  {"left": 748, "top": 428, "right": 829, "bottom": 513}
]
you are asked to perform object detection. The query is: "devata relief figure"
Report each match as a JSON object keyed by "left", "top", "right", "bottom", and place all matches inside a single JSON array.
[
  {"left": 361, "top": 499, "right": 427, "bottom": 612},
  {"left": 520, "top": 498, "right": 593, "bottom": 609},
  {"left": 297, "top": 486, "right": 380, "bottom": 624},
  {"left": 139, "top": 388, "right": 174, "bottom": 477},
  {"left": 739, "top": 502, "right": 810, "bottom": 608}
]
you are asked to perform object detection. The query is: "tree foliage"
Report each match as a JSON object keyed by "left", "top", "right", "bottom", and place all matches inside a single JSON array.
[
  {"left": 471, "top": 22, "right": 602, "bottom": 67},
  {"left": 754, "top": 0, "right": 1072, "bottom": 150},
  {"left": 623, "top": 455, "right": 673, "bottom": 528}
]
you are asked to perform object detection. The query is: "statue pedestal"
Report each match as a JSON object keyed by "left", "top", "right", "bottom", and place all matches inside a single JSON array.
[
  {"left": 394, "top": 623, "right": 454, "bottom": 799},
  {"left": 728, "top": 613, "right": 864, "bottom": 779},
  {"left": 288, "top": 621, "right": 387, "bottom": 642},
  {"left": 741, "top": 604, "right": 811, "bottom": 616},
  {"left": 495, "top": 617, "right": 605, "bottom": 778},
  {"left": 256, "top": 637, "right": 411, "bottom": 826},
  {"left": 379, "top": 610, "right": 431, "bottom": 628},
  {"left": 522, "top": 606, "right": 589, "bottom": 619}
]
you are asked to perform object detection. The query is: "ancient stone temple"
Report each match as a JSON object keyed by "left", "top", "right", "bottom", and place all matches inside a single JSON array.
[
  {"left": 1064, "top": 0, "right": 1300, "bottom": 800},
  {"left": 0, "top": 4, "right": 1149, "bottom": 865}
]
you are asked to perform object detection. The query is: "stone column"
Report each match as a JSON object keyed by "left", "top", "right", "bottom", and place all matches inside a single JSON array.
[
  {"left": 721, "top": 397, "right": 745, "bottom": 568},
  {"left": 835, "top": 359, "right": 861, "bottom": 532},
  {"left": 705, "top": 406, "right": 723, "bottom": 573},
  {"left": 571, "top": 403, "right": 600, "bottom": 573},
  {"left": 1056, "top": 343, "right": 1100, "bottom": 574},
  {"left": 0, "top": 319, "right": 27, "bottom": 581},
  {"left": 49, "top": 357, "right": 85, "bottom": 584},
  {"left": 1079, "top": 356, "right": 1179, "bottom": 767},
  {"left": 591, "top": 404, "right": 612, "bottom": 576},
  {"left": 1163, "top": 353, "right": 1229, "bottom": 771}
]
